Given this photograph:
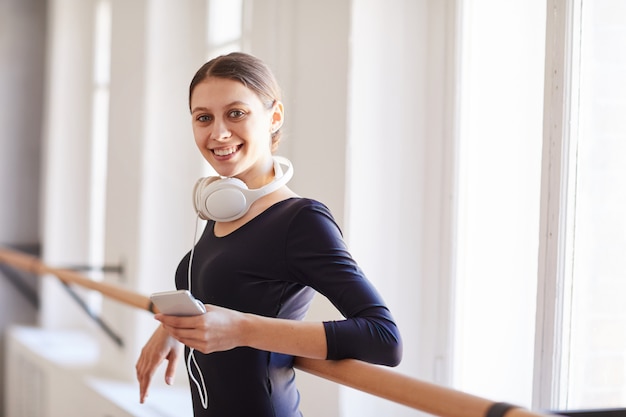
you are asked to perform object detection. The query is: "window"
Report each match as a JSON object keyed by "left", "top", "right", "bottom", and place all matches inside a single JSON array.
[
  {"left": 455, "top": 1, "right": 626, "bottom": 410},
  {"left": 453, "top": 0, "right": 546, "bottom": 406},
  {"left": 90, "top": 0, "right": 112, "bottom": 279},
  {"left": 554, "top": 0, "right": 626, "bottom": 409},
  {"left": 206, "top": 0, "right": 243, "bottom": 57},
  {"left": 532, "top": 0, "right": 626, "bottom": 410},
  {"left": 85, "top": 0, "right": 112, "bottom": 310}
]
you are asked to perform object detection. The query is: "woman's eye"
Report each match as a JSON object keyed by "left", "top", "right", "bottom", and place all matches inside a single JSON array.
[
  {"left": 228, "top": 110, "right": 245, "bottom": 119},
  {"left": 197, "top": 114, "right": 212, "bottom": 123}
]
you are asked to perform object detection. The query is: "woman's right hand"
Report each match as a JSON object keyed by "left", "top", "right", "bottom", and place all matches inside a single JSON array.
[{"left": 136, "top": 325, "right": 183, "bottom": 404}]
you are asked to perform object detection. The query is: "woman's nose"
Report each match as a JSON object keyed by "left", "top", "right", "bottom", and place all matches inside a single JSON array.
[{"left": 210, "top": 119, "right": 231, "bottom": 141}]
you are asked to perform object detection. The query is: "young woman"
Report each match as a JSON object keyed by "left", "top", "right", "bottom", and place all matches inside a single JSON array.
[{"left": 135, "top": 52, "right": 402, "bottom": 416}]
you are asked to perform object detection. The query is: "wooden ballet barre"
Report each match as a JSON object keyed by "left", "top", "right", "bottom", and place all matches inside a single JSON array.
[
  {"left": 293, "top": 357, "right": 547, "bottom": 417},
  {"left": 0, "top": 247, "right": 550, "bottom": 417},
  {"left": 0, "top": 247, "right": 154, "bottom": 313}
]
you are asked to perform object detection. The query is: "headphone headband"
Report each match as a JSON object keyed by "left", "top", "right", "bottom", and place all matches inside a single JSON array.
[{"left": 193, "top": 156, "right": 293, "bottom": 222}]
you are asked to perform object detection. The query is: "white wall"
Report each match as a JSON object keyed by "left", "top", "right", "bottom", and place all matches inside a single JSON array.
[
  {"left": 345, "top": 1, "right": 459, "bottom": 415},
  {"left": 39, "top": 0, "right": 99, "bottom": 331}
]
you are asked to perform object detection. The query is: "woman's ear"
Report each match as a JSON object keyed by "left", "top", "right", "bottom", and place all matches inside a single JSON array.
[{"left": 270, "top": 101, "right": 284, "bottom": 133}]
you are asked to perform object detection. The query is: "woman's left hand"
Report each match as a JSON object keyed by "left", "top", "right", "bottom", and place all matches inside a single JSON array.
[{"left": 154, "top": 304, "right": 245, "bottom": 354}]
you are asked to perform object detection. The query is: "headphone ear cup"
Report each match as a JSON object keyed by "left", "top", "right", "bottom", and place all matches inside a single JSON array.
[
  {"left": 194, "top": 177, "right": 249, "bottom": 221},
  {"left": 193, "top": 177, "right": 217, "bottom": 220},
  {"left": 192, "top": 156, "right": 293, "bottom": 222}
]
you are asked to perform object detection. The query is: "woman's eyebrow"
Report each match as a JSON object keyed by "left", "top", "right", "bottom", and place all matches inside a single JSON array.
[
  {"left": 191, "top": 106, "right": 208, "bottom": 114},
  {"left": 191, "top": 101, "right": 249, "bottom": 115}
]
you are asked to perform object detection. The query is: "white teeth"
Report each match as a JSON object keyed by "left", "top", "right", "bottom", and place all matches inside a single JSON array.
[{"left": 213, "top": 147, "right": 238, "bottom": 156}]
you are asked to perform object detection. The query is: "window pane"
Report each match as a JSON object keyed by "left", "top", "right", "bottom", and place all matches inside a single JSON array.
[
  {"left": 207, "top": 0, "right": 243, "bottom": 47},
  {"left": 563, "top": 0, "right": 626, "bottom": 409},
  {"left": 453, "top": 1, "right": 545, "bottom": 406}
]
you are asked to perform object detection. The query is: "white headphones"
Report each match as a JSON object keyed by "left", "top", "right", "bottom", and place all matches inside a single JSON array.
[{"left": 193, "top": 156, "right": 293, "bottom": 222}]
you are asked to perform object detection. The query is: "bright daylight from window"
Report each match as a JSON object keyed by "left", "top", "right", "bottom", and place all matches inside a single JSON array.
[{"left": 560, "top": 0, "right": 626, "bottom": 409}]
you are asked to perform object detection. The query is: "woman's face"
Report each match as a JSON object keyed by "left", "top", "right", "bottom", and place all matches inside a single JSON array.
[{"left": 190, "top": 77, "right": 283, "bottom": 187}]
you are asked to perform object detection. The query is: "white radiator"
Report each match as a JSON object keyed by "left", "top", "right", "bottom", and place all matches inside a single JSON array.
[{"left": 4, "top": 326, "right": 192, "bottom": 417}]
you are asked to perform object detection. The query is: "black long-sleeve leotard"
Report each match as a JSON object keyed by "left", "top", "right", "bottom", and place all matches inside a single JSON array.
[{"left": 175, "top": 198, "right": 402, "bottom": 416}]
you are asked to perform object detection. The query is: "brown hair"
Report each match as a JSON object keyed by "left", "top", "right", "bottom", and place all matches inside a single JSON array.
[{"left": 189, "top": 52, "right": 283, "bottom": 150}]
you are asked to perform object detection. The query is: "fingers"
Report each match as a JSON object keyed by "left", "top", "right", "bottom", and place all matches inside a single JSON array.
[
  {"left": 136, "top": 353, "right": 157, "bottom": 403},
  {"left": 155, "top": 313, "right": 204, "bottom": 329},
  {"left": 155, "top": 315, "right": 209, "bottom": 349},
  {"left": 137, "top": 344, "right": 164, "bottom": 403},
  {"left": 160, "top": 327, "right": 205, "bottom": 352},
  {"left": 136, "top": 327, "right": 181, "bottom": 404},
  {"left": 164, "top": 352, "right": 179, "bottom": 386},
  {"left": 155, "top": 305, "right": 243, "bottom": 354}
]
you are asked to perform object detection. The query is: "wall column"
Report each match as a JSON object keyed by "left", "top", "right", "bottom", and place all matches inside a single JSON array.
[
  {"left": 0, "top": 0, "right": 47, "bottom": 410},
  {"left": 346, "top": 1, "right": 458, "bottom": 416},
  {"left": 39, "top": 0, "right": 96, "bottom": 329},
  {"left": 100, "top": 0, "right": 207, "bottom": 379}
]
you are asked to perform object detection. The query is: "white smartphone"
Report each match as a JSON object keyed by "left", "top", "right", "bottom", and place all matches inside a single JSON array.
[{"left": 150, "top": 289, "right": 206, "bottom": 316}]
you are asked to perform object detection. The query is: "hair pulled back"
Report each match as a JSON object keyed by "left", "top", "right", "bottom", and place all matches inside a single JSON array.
[{"left": 189, "top": 52, "right": 283, "bottom": 150}]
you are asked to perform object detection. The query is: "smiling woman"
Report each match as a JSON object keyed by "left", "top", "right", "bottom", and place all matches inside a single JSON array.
[
  {"left": 189, "top": 76, "right": 283, "bottom": 184},
  {"left": 135, "top": 52, "right": 403, "bottom": 417}
]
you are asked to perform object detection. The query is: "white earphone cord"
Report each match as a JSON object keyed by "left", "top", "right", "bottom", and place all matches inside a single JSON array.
[{"left": 187, "top": 213, "right": 208, "bottom": 409}]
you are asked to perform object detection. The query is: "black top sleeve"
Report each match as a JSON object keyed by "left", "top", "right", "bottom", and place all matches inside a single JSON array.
[{"left": 284, "top": 200, "right": 402, "bottom": 366}]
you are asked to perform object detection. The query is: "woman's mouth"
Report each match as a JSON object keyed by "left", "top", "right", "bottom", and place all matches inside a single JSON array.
[{"left": 212, "top": 145, "right": 241, "bottom": 156}]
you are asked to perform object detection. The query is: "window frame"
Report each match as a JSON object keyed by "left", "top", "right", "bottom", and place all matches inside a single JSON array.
[{"left": 533, "top": 0, "right": 582, "bottom": 410}]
